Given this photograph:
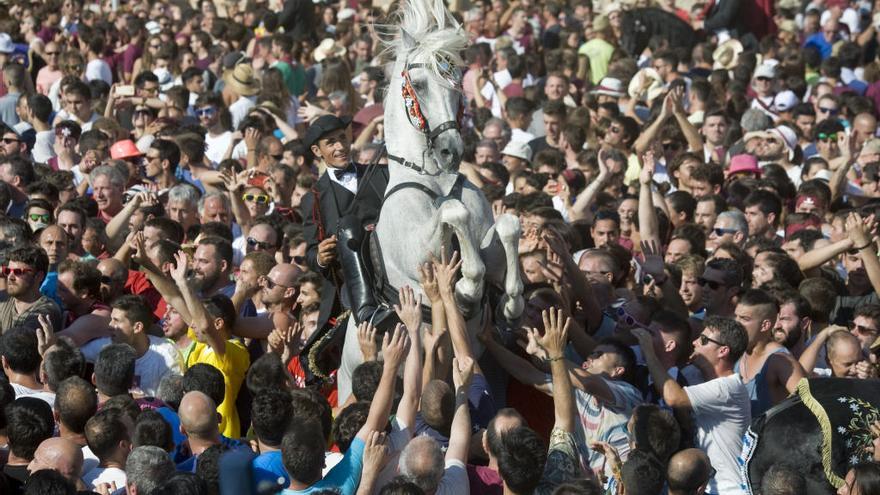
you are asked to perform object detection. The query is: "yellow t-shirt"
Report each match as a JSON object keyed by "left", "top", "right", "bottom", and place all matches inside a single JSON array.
[{"left": 186, "top": 332, "right": 250, "bottom": 439}]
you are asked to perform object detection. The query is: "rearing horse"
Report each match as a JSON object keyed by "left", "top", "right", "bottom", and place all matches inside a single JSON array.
[{"left": 335, "top": 0, "right": 524, "bottom": 401}]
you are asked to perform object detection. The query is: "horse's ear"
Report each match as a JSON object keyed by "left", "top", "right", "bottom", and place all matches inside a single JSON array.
[{"left": 400, "top": 28, "right": 416, "bottom": 50}]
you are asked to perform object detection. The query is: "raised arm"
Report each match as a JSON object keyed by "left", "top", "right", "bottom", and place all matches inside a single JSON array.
[
  {"left": 669, "top": 88, "right": 704, "bottom": 153},
  {"left": 641, "top": 240, "right": 689, "bottom": 319},
  {"left": 433, "top": 249, "right": 482, "bottom": 372},
  {"left": 131, "top": 232, "right": 193, "bottom": 324},
  {"left": 544, "top": 231, "right": 603, "bottom": 334},
  {"left": 480, "top": 329, "right": 552, "bottom": 394},
  {"left": 633, "top": 93, "right": 673, "bottom": 155},
  {"left": 446, "top": 356, "right": 474, "bottom": 464},
  {"left": 419, "top": 261, "right": 450, "bottom": 389},
  {"left": 632, "top": 327, "right": 691, "bottom": 409},
  {"left": 394, "top": 286, "right": 424, "bottom": 429},
  {"left": 170, "top": 251, "right": 226, "bottom": 356},
  {"left": 797, "top": 237, "right": 853, "bottom": 274},
  {"left": 848, "top": 212, "right": 880, "bottom": 296},
  {"left": 535, "top": 309, "right": 576, "bottom": 433},
  {"left": 569, "top": 153, "right": 610, "bottom": 221},
  {"left": 356, "top": 326, "right": 409, "bottom": 440},
  {"left": 105, "top": 191, "right": 152, "bottom": 246},
  {"left": 638, "top": 152, "right": 660, "bottom": 245},
  {"left": 222, "top": 170, "right": 253, "bottom": 236},
  {"left": 799, "top": 325, "right": 844, "bottom": 374}
]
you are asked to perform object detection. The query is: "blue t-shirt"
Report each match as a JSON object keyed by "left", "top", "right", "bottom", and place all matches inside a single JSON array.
[
  {"left": 174, "top": 435, "right": 245, "bottom": 472},
  {"left": 281, "top": 437, "right": 364, "bottom": 495},
  {"left": 252, "top": 450, "right": 290, "bottom": 493},
  {"left": 157, "top": 406, "right": 186, "bottom": 446}
]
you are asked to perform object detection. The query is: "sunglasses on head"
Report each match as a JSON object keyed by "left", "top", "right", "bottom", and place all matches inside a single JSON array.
[
  {"left": 698, "top": 333, "right": 726, "bottom": 346},
  {"left": 697, "top": 277, "right": 724, "bottom": 290},
  {"left": 662, "top": 141, "right": 682, "bottom": 151},
  {"left": 818, "top": 107, "right": 839, "bottom": 115},
  {"left": 247, "top": 237, "right": 274, "bottom": 250},
  {"left": 64, "top": 64, "right": 83, "bottom": 71},
  {"left": 0, "top": 266, "right": 34, "bottom": 277},
  {"left": 818, "top": 133, "right": 838, "bottom": 142},
  {"left": 28, "top": 213, "right": 50, "bottom": 223},
  {"left": 609, "top": 306, "right": 650, "bottom": 329},
  {"left": 242, "top": 193, "right": 270, "bottom": 204}
]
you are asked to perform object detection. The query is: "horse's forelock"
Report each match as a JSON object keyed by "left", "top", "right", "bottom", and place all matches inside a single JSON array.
[{"left": 379, "top": 0, "right": 466, "bottom": 82}]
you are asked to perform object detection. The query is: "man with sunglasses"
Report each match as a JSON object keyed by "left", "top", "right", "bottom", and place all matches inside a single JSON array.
[
  {"left": 633, "top": 315, "right": 750, "bottom": 495},
  {"left": 813, "top": 117, "right": 845, "bottom": 162},
  {"left": 699, "top": 258, "right": 743, "bottom": 318},
  {"left": 707, "top": 211, "right": 747, "bottom": 253},
  {"left": 0, "top": 245, "right": 63, "bottom": 334},
  {"left": 143, "top": 139, "right": 181, "bottom": 194},
  {"left": 259, "top": 263, "right": 301, "bottom": 334}
]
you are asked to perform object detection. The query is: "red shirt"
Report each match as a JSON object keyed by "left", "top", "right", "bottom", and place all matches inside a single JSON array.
[
  {"left": 288, "top": 356, "right": 338, "bottom": 408},
  {"left": 125, "top": 270, "right": 166, "bottom": 320}
]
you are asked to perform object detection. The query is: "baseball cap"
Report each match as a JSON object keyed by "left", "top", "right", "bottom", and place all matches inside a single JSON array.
[
  {"left": 754, "top": 64, "right": 776, "bottom": 80},
  {"left": 501, "top": 141, "right": 532, "bottom": 162},
  {"left": 772, "top": 91, "right": 799, "bottom": 113}
]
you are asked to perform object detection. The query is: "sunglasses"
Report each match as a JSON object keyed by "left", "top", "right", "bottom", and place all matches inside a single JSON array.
[
  {"left": 149, "top": 44, "right": 162, "bottom": 49},
  {"left": 2, "top": 137, "right": 21, "bottom": 144},
  {"left": 242, "top": 193, "right": 270, "bottom": 204},
  {"left": 100, "top": 275, "right": 121, "bottom": 285},
  {"left": 196, "top": 107, "right": 216, "bottom": 117},
  {"left": 697, "top": 277, "right": 724, "bottom": 290},
  {"left": 270, "top": 153, "right": 284, "bottom": 161},
  {"left": 28, "top": 213, "right": 50, "bottom": 223},
  {"left": 263, "top": 276, "right": 292, "bottom": 289},
  {"left": 818, "top": 107, "right": 839, "bottom": 115},
  {"left": 818, "top": 133, "right": 838, "bottom": 142},
  {"left": 587, "top": 350, "right": 605, "bottom": 360},
  {"left": 662, "top": 141, "right": 682, "bottom": 151},
  {"left": 0, "top": 266, "right": 34, "bottom": 277},
  {"left": 608, "top": 306, "right": 650, "bottom": 329},
  {"left": 698, "top": 333, "right": 726, "bottom": 347},
  {"left": 712, "top": 227, "right": 738, "bottom": 237},
  {"left": 848, "top": 322, "right": 879, "bottom": 335},
  {"left": 247, "top": 237, "right": 275, "bottom": 250}
]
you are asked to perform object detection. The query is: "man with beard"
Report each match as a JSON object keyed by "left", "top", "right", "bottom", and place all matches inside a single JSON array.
[
  {"left": 79, "top": 295, "right": 182, "bottom": 396},
  {"left": 191, "top": 236, "right": 235, "bottom": 298},
  {"left": 0, "top": 245, "right": 62, "bottom": 333},
  {"left": 772, "top": 291, "right": 813, "bottom": 358},
  {"left": 748, "top": 125, "right": 800, "bottom": 185},
  {"left": 699, "top": 110, "right": 729, "bottom": 164}
]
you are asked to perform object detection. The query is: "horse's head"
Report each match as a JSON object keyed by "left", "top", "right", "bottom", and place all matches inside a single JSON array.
[{"left": 389, "top": 28, "right": 464, "bottom": 172}]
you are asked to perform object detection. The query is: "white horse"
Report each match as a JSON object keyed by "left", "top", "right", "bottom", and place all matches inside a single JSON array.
[{"left": 336, "top": 0, "right": 524, "bottom": 402}]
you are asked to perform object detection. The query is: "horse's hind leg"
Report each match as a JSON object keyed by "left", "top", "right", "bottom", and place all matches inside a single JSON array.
[
  {"left": 439, "top": 199, "right": 485, "bottom": 307},
  {"left": 494, "top": 214, "right": 524, "bottom": 321}
]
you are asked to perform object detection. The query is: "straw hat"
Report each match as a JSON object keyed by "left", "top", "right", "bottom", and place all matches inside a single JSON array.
[
  {"left": 627, "top": 67, "right": 664, "bottom": 103},
  {"left": 224, "top": 64, "right": 260, "bottom": 97},
  {"left": 712, "top": 39, "right": 744, "bottom": 71},
  {"left": 313, "top": 39, "right": 347, "bottom": 63}
]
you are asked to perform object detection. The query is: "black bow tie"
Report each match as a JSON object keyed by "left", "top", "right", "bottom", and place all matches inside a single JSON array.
[{"left": 332, "top": 164, "right": 357, "bottom": 179}]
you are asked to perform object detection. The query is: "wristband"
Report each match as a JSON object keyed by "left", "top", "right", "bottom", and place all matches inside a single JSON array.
[
  {"left": 855, "top": 241, "right": 874, "bottom": 250},
  {"left": 547, "top": 355, "right": 564, "bottom": 362}
]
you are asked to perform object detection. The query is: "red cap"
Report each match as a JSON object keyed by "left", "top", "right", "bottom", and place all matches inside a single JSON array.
[{"left": 110, "top": 140, "right": 143, "bottom": 160}]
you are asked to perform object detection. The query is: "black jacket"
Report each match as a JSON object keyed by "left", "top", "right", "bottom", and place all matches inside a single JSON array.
[{"left": 300, "top": 164, "right": 389, "bottom": 325}]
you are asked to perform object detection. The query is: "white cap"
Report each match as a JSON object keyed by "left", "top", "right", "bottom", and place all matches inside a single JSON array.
[
  {"left": 754, "top": 63, "right": 776, "bottom": 80},
  {"left": 502, "top": 141, "right": 532, "bottom": 162},
  {"left": 337, "top": 8, "right": 356, "bottom": 21},
  {"left": 772, "top": 90, "right": 799, "bottom": 113},
  {"left": 0, "top": 33, "right": 14, "bottom": 55},
  {"left": 145, "top": 21, "right": 161, "bottom": 35},
  {"left": 591, "top": 77, "right": 625, "bottom": 98}
]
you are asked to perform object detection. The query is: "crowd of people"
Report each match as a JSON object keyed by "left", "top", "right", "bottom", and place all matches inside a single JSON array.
[{"left": 3, "top": 0, "right": 880, "bottom": 494}]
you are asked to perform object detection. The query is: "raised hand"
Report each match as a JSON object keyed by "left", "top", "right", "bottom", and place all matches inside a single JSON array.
[
  {"left": 268, "top": 321, "right": 302, "bottom": 365},
  {"left": 36, "top": 314, "right": 56, "bottom": 357},
  {"left": 357, "top": 321, "right": 379, "bottom": 361},
  {"left": 523, "top": 327, "right": 549, "bottom": 360},
  {"left": 639, "top": 150, "right": 656, "bottom": 185},
  {"left": 170, "top": 250, "right": 189, "bottom": 283},
  {"left": 451, "top": 356, "right": 475, "bottom": 390},
  {"left": 361, "top": 430, "right": 390, "bottom": 476},
  {"left": 536, "top": 308, "right": 571, "bottom": 359},
  {"left": 394, "top": 285, "right": 423, "bottom": 334},
  {"left": 418, "top": 261, "right": 441, "bottom": 303},
  {"left": 631, "top": 327, "right": 655, "bottom": 356},
  {"left": 432, "top": 248, "right": 462, "bottom": 301},
  {"left": 244, "top": 127, "right": 262, "bottom": 151},
  {"left": 847, "top": 211, "right": 873, "bottom": 248},
  {"left": 640, "top": 239, "right": 666, "bottom": 280},
  {"left": 381, "top": 324, "right": 410, "bottom": 369}
]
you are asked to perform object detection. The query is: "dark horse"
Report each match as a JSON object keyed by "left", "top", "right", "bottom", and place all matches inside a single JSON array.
[
  {"left": 618, "top": 8, "right": 697, "bottom": 58},
  {"left": 742, "top": 378, "right": 880, "bottom": 495}
]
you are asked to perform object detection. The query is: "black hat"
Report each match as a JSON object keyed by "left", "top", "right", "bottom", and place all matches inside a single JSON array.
[{"left": 303, "top": 115, "right": 352, "bottom": 150}]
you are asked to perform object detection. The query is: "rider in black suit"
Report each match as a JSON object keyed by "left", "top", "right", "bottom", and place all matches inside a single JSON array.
[{"left": 300, "top": 115, "right": 395, "bottom": 331}]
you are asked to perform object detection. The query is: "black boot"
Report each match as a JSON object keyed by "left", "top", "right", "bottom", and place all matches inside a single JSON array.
[{"left": 337, "top": 217, "right": 399, "bottom": 332}]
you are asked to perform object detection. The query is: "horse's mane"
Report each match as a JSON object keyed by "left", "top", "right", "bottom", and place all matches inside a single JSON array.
[{"left": 380, "top": 0, "right": 468, "bottom": 83}]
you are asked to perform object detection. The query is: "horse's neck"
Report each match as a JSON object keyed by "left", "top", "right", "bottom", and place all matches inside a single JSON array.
[{"left": 387, "top": 164, "right": 461, "bottom": 196}]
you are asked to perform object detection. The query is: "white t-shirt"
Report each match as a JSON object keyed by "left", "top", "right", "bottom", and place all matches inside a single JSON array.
[
  {"left": 229, "top": 95, "right": 257, "bottom": 130},
  {"left": 11, "top": 383, "right": 55, "bottom": 407},
  {"left": 33, "top": 130, "right": 56, "bottom": 164},
  {"left": 85, "top": 59, "right": 113, "bottom": 86},
  {"left": 83, "top": 466, "right": 127, "bottom": 490},
  {"left": 81, "top": 336, "right": 183, "bottom": 396},
  {"left": 205, "top": 131, "right": 234, "bottom": 166},
  {"left": 685, "top": 373, "right": 751, "bottom": 495}
]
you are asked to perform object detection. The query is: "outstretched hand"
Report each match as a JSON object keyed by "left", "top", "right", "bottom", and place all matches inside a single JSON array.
[
  {"left": 394, "top": 285, "right": 423, "bottom": 334},
  {"left": 36, "top": 314, "right": 56, "bottom": 357},
  {"left": 382, "top": 324, "right": 410, "bottom": 369},
  {"left": 170, "top": 251, "right": 189, "bottom": 283},
  {"left": 418, "top": 262, "right": 442, "bottom": 303},
  {"left": 431, "top": 248, "right": 462, "bottom": 302},
  {"left": 640, "top": 240, "right": 666, "bottom": 280},
  {"left": 357, "top": 321, "right": 379, "bottom": 361}
]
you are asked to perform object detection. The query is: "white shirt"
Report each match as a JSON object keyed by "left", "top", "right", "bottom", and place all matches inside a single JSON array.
[
  {"left": 11, "top": 383, "right": 55, "bottom": 407},
  {"left": 85, "top": 59, "right": 113, "bottom": 86},
  {"left": 80, "top": 336, "right": 183, "bottom": 396},
  {"left": 327, "top": 166, "right": 358, "bottom": 194},
  {"left": 510, "top": 127, "right": 535, "bottom": 145},
  {"left": 230, "top": 95, "right": 257, "bottom": 130},
  {"left": 32, "top": 130, "right": 55, "bottom": 164},
  {"left": 685, "top": 373, "right": 751, "bottom": 495},
  {"left": 83, "top": 466, "right": 127, "bottom": 490},
  {"left": 205, "top": 131, "right": 234, "bottom": 166}
]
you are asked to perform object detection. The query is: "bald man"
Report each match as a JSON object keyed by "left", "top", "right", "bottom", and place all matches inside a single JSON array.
[
  {"left": 28, "top": 437, "right": 84, "bottom": 485},
  {"left": 259, "top": 263, "right": 301, "bottom": 333},
  {"left": 38, "top": 225, "right": 70, "bottom": 268},
  {"left": 176, "top": 391, "right": 223, "bottom": 471},
  {"left": 97, "top": 258, "right": 128, "bottom": 304},
  {"left": 826, "top": 330, "right": 876, "bottom": 379},
  {"left": 667, "top": 448, "right": 713, "bottom": 495}
]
